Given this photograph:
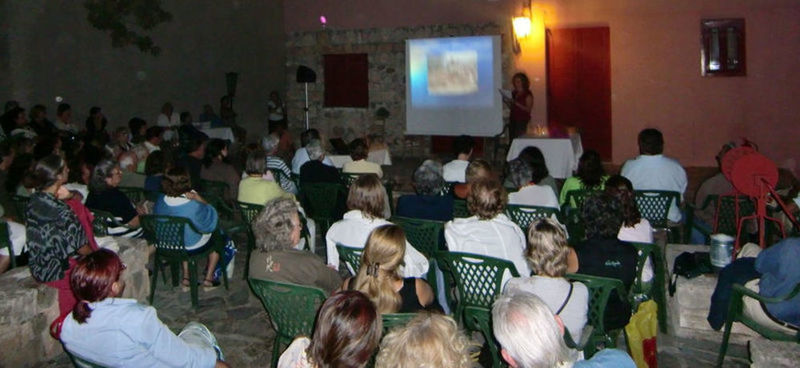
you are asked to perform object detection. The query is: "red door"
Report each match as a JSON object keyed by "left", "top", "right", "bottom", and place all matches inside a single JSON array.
[{"left": 546, "top": 27, "right": 611, "bottom": 160}]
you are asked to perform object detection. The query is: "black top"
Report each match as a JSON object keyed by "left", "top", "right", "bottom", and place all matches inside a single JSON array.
[
  {"left": 178, "top": 155, "right": 204, "bottom": 191},
  {"left": 574, "top": 237, "right": 637, "bottom": 330},
  {"left": 396, "top": 194, "right": 454, "bottom": 222},
  {"left": 86, "top": 188, "right": 137, "bottom": 224},
  {"left": 299, "top": 160, "right": 341, "bottom": 184},
  {"left": 398, "top": 277, "right": 426, "bottom": 313}
]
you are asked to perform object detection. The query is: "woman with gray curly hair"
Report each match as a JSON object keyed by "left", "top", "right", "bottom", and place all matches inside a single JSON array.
[
  {"left": 395, "top": 160, "right": 454, "bottom": 221},
  {"left": 375, "top": 312, "right": 475, "bottom": 368},
  {"left": 248, "top": 197, "right": 341, "bottom": 294}
]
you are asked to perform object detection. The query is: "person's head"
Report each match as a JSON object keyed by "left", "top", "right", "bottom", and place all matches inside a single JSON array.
[
  {"left": 512, "top": 72, "right": 531, "bottom": 92},
  {"left": 144, "top": 150, "right": 167, "bottom": 176},
  {"left": 145, "top": 126, "right": 164, "bottom": 144},
  {"left": 260, "top": 134, "right": 280, "bottom": 155},
  {"left": 57, "top": 103, "right": 72, "bottom": 121},
  {"left": 347, "top": 174, "right": 386, "bottom": 219},
  {"left": 348, "top": 138, "right": 369, "bottom": 161},
  {"left": 113, "top": 126, "right": 130, "bottom": 145},
  {"left": 252, "top": 197, "right": 302, "bottom": 251},
  {"left": 508, "top": 158, "right": 532, "bottom": 188},
  {"left": 352, "top": 224, "right": 406, "bottom": 313},
  {"left": 245, "top": 149, "right": 268, "bottom": 175},
  {"left": 161, "top": 102, "right": 173, "bottom": 115},
  {"left": 715, "top": 142, "right": 736, "bottom": 170},
  {"left": 179, "top": 111, "right": 192, "bottom": 124},
  {"left": 453, "top": 135, "right": 474, "bottom": 158},
  {"left": 468, "top": 178, "right": 507, "bottom": 220},
  {"left": 465, "top": 159, "right": 493, "bottom": 184},
  {"left": 308, "top": 291, "right": 382, "bottom": 367},
  {"left": 184, "top": 135, "right": 207, "bottom": 158},
  {"left": 29, "top": 154, "right": 68, "bottom": 191},
  {"left": 161, "top": 166, "right": 192, "bottom": 196},
  {"left": 5, "top": 107, "right": 26, "bottom": 128},
  {"left": 89, "top": 159, "right": 121, "bottom": 192},
  {"left": 603, "top": 175, "right": 641, "bottom": 228},
  {"left": 306, "top": 139, "right": 325, "bottom": 161},
  {"left": 301, "top": 129, "right": 322, "bottom": 147},
  {"left": 492, "top": 293, "right": 572, "bottom": 368},
  {"left": 413, "top": 159, "right": 445, "bottom": 195},
  {"left": 89, "top": 106, "right": 103, "bottom": 121},
  {"left": 70, "top": 249, "right": 127, "bottom": 324},
  {"left": 581, "top": 192, "right": 623, "bottom": 239},
  {"left": 203, "top": 138, "right": 228, "bottom": 167},
  {"left": 375, "top": 312, "right": 473, "bottom": 368},
  {"left": 518, "top": 146, "right": 549, "bottom": 183},
  {"left": 128, "top": 117, "right": 147, "bottom": 137},
  {"left": 34, "top": 135, "right": 62, "bottom": 160},
  {"left": 638, "top": 128, "right": 664, "bottom": 155},
  {"left": 30, "top": 104, "right": 47, "bottom": 122},
  {"left": 526, "top": 218, "right": 570, "bottom": 277},
  {"left": 576, "top": 150, "right": 605, "bottom": 188}
]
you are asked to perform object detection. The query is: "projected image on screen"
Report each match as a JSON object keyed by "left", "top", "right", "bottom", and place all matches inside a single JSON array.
[{"left": 426, "top": 51, "right": 478, "bottom": 95}]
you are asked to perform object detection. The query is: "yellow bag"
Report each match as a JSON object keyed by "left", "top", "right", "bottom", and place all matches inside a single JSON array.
[{"left": 625, "top": 300, "right": 658, "bottom": 368}]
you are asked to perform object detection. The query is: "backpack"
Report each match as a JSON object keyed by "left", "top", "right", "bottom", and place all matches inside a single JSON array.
[{"left": 669, "top": 251, "right": 713, "bottom": 296}]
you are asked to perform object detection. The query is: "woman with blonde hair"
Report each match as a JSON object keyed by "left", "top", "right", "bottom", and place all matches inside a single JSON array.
[
  {"left": 375, "top": 312, "right": 474, "bottom": 368},
  {"left": 343, "top": 224, "right": 436, "bottom": 313},
  {"left": 504, "top": 218, "right": 589, "bottom": 341}
]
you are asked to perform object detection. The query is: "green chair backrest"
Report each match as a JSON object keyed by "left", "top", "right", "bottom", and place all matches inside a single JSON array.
[
  {"left": 89, "top": 209, "right": 125, "bottom": 237},
  {"left": 382, "top": 313, "right": 417, "bottom": 333},
  {"left": 11, "top": 194, "right": 29, "bottom": 223},
  {"left": 300, "top": 182, "right": 346, "bottom": 222},
  {"left": 634, "top": 190, "right": 680, "bottom": 228},
  {"left": 629, "top": 242, "right": 668, "bottom": 333},
  {"left": 563, "top": 189, "right": 597, "bottom": 210},
  {"left": 452, "top": 199, "right": 470, "bottom": 218},
  {"left": 140, "top": 215, "right": 204, "bottom": 256},
  {"left": 118, "top": 186, "right": 146, "bottom": 204},
  {"left": 705, "top": 194, "right": 755, "bottom": 236},
  {"left": 439, "top": 182, "right": 457, "bottom": 196},
  {"left": 199, "top": 179, "right": 229, "bottom": 198},
  {"left": 391, "top": 216, "right": 444, "bottom": 258},
  {"left": 436, "top": 252, "right": 520, "bottom": 316},
  {"left": 236, "top": 201, "right": 265, "bottom": 224},
  {"left": 248, "top": 278, "right": 326, "bottom": 356},
  {"left": 336, "top": 243, "right": 363, "bottom": 276},
  {"left": 505, "top": 204, "right": 560, "bottom": 232},
  {"left": 566, "top": 272, "right": 628, "bottom": 353},
  {"left": 341, "top": 173, "right": 362, "bottom": 187},
  {"left": 0, "top": 221, "right": 14, "bottom": 269}
]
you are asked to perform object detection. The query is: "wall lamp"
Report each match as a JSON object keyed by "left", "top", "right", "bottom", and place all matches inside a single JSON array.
[{"left": 511, "top": 0, "right": 533, "bottom": 53}]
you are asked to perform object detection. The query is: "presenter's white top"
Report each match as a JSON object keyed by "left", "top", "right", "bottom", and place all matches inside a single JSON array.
[
  {"left": 621, "top": 154, "right": 687, "bottom": 223},
  {"left": 442, "top": 159, "right": 469, "bottom": 183},
  {"left": 508, "top": 184, "right": 559, "bottom": 209},
  {"left": 445, "top": 214, "right": 530, "bottom": 285},
  {"left": 156, "top": 112, "right": 180, "bottom": 127},
  {"left": 325, "top": 210, "right": 429, "bottom": 278}
]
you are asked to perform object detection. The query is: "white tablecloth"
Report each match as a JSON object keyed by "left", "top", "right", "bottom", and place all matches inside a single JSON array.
[
  {"left": 328, "top": 150, "right": 393, "bottom": 168},
  {"left": 193, "top": 122, "right": 235, "bottom": 143},
  {"left": 506, "top": 135, "right": 583, "bottom": 179}
]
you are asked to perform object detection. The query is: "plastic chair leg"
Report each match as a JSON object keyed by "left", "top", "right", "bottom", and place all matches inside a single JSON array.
[
  {"left": 189, "top": 260, "right": 199, "bottom": 308},
  {"left": 149, "top": 255, "right": 159, "bottom": 305},
  {"left": 716, "top": 316, "right": 735, "bottom": 367},
  {"left": 270, "top": 337, "right": 281, "bottom": 368}
]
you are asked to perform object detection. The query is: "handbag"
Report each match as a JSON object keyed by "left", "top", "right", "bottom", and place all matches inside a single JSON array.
[{"left": 669, "top": 251, "right": 713, "bottom": 296}]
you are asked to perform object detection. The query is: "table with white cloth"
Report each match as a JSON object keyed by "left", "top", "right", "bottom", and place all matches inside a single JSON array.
[
  {"left": 193, "top": 122, "right": 235, "bottom": 143},
  {"left": 505, "top": 135, "right": 583, "bottom": 179},
  {"left": 328, "top": 150, "right": 393, "bottom": 168}
]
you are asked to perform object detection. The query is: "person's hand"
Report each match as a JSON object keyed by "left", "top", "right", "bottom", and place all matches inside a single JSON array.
[{"left": 55, "top": 186, "right": 73, "bottom": 200}]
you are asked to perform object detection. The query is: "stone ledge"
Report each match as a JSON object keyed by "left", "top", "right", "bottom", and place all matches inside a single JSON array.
[
  {"left": 0, "top": 237, "right": 151, "bottom": 367},
  {"left": 749, "top": 339, "right": 800, "bottom": 367}
]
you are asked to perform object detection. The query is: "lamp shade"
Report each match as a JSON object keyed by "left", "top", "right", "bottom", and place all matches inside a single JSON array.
[{"left": 513, "top": 17, "right": 532, "bottom": 38}]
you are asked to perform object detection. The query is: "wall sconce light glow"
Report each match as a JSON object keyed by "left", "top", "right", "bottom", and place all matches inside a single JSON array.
[
  {"left": 319, "top": 15, "right": 327, "bottom": 25},
  {"left": 513, "top": 16, "right": 532, "bottom": 38}
]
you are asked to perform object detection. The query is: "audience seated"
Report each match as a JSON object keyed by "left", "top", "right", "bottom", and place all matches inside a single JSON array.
[
  {"left": 105, "top": 126, "right": 133, "bottom": 159},
  {"left": 1, "top": 107, "right": 27, "bottom": 138},
  {"left": 127, "top": 117, "right": 147, "bottom": 145},
  {"left": 691, "top": 143, "right": 737, "bottom": 244},
  {"left": 513, "top": 146, "right": 560, "bottom": 199},
  {"left": 442, "top": 134, "right": 473, "bottom": 183},
  {"left": 261, "top": 134, "right": 298, "bottom": 194},
  {"left": 200, "top": 138, "right": 240, "bottom": 201},
  {"left": 365, "top": 133, "right": 391, "bottom": 166},
  {"left": 291, "top": 129, "right": 334, "bottom": 174},
  {"left": 445, "top": 179, "right": 530, "bottom": 283},
  {"left": 153, "top": 167, "right": 222, "bottom": 288},
  {"left": 453, "top": 158, "right": 493, "bottom": 199},
  {"left": 605, "top": 175, "right": 653, "bottom": 244},
  {"left": 156, "top": 102, "right": 180, "bottom": 129},
  {"left": 278, "top": 290, "right": 382, "bottom": 368},
  {"left": 85, "top": 159, "right": 143, "bottom": 238},
  {"left": 53, "top": 103, "right": 79, "bottom": 134},
  {"left": 198, "top": 104, "right": 222, "bottom": 127},
  {"left": 621, "top": 128, "right": 687, "bottom": 223},
  {"left": 559, "top": 150, "right": 607, "bottom": 205},
  {"left": 708, "top": 239, "right": 800, "bottom": 331},
  {"left": 25, "top": 154, "right": 94, "bottom": 315},
  {"left": 178, "top": 135, "right": 208, "bottom": 191},
  {"left": 118, "top": 151, "right": 146, "bottom": 188},
  {"left": 375, "top": 312, "right": 473, "bottom": 368},
  {"left": 299, "top": 139, "right": 341, "bottom": 185},
  {"left": 507, "top": 158, "right": 559, "bottom": 209},
  {"left": 505, "top": 218, "right": 588, "bottom": 341},
  {"left": 56, "top": 249, "right": 230, "bottom": 367},
  {"left": 28, "top": 104, "right": 55, "bottom": 137},
  {"left": 342, "top": 138, "right": 383, "bottom": 178},
  {"left": 249, "top": 197, "right": 340, "bottom": 294},
  {"left": 238, "top": 149, "right": 292, "bottom": 205},
  {"left": 326, "top": 174, "right": 429, "bottom": 277},
  {"left": 144, "top": 150, "right": 167, "bottom": 192},
  {"left": 342, "top": 224, "right": 437, "bottom": 313},
  {"left": 570, "top": 192, "right": 636, "bottom": 330},
  {"left": 84, "top": 106, "right": 109, "bottom": 144},
  {"left": 492, "top": 292, "right": 636, "bottom": 368},
  {"left": 396, "top": 159, "right": 453, "bottom": 221}
]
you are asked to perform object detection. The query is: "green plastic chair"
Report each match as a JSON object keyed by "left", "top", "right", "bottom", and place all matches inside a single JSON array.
[
  {"left": 505, "top": 204, "right": 560, "bottom": 232},
  {"left": 438, "top": 182, "right": 457, "bottom": 196},
  {"left": 236, "top": 201, "right": 264, "bottom": 279},
  {"left": 0, "top": 221, "right": 15, "bottom": 269},
  {"left": 341, "top": 173, "right": 362, "bottom": 187},
  {"left": 452, "top": 199, "right": 470, "bottom": 218},
  {"left": 249, "top": 278, "right": 326, "bottom": 368},
  {"left": 565, "top": 273, "right": 629, "bottom": 358},
  {"left": 685, "top": 194, "right": 755, "bottom": 244},
  {"left": 336, "top": 243, "right": 363, "bottom": 276},
  {"left": 89, "top": 208, "right": 128, "bottom": 237},
  {"left": 118, "top": 186, "right": 147, "bottom": 204},
  {"left": 436, "top": 251, "right": 520, "bottom": 368},
  {"left": 270, "top": 168, "right": 296, "bottom": 193},
  {"left": 629, "top": 242, "right": 667, "bottom": 333},
  {"left": 390, "top": 216, "right": 444, "bottom": 258},
  {"left": 634, "top": 190, "right": 681, "bottom": 242},
  {"left": 141, "top": 215, "right": 229, "bottom": 308},
  {"left": 11, "top": 194, "right": 29, "bottom": 224},
  {"left": 199, "top": 179, "right": 235, "bottom": 220},
  {"left": 561, "top": 189, "right": 598, "bottom": 212},
  {"left": 716, "top": 282, "right": 800, "bottom": 366},
  {"left": 382, "top": 312, "right": 417, "bottom": 333},
  {"left": 300, "top": 182, "right": 346, "bottom": 235},
  {"left": 560, "top": 190, "right": 596, "bottom": 245}
]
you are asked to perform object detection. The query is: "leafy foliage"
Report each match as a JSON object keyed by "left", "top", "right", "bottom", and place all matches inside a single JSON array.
[{"left": 84, "top": 0, "right": 172, "bottom": 55}]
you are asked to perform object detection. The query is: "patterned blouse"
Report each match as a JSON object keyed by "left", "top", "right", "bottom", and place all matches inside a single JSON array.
[{"left": 26, "top": 191, "right": 87, "bottom": 282}]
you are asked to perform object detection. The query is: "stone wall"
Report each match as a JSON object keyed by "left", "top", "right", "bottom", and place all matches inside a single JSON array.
[
  {"left": 285, "top": 23, "right": 513, "bottom": 159},
  {"left": 0, "top": 237, "right": 151, "bottom": 367}
]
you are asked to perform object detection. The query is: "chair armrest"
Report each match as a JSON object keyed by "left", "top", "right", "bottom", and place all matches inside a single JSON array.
[{"left": 733, "top": 282, "right": 800, "bottom": 304}]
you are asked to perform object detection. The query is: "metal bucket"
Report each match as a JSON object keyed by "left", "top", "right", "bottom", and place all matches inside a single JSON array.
[{"left": 710, "top": 233, "right": 735, "bottom": 270}]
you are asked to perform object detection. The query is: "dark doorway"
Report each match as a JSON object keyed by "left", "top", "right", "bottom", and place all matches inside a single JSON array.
[{"left": 546, "top": 26, "right": 611, "bottom": 160}]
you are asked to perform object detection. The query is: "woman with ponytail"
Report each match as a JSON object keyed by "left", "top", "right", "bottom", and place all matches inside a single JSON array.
[
  {"left": 342, "top": 225, "right": 436, "bottom": 314},
  {"left": 58, "top": 249, "right": 230, "bottom": 367}
]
